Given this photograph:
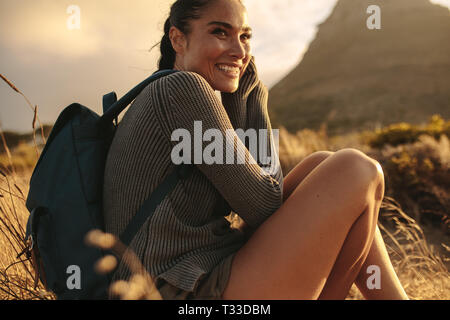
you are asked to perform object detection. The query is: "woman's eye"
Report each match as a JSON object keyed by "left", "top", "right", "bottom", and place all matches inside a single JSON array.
[
  {"left": 211, "top": 28, "right": 252, "bottom": 42},
  {"left": 212, "top": 28, "right": 227, "bottom": 37},
  {"left": 241, "top": 33, "right": 252, "bottom": 41}
]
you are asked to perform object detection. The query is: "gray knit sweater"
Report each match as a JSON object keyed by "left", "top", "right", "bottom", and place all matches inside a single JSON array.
[{"left": 103, "top": 63, "right": 284, "bottom": 293}]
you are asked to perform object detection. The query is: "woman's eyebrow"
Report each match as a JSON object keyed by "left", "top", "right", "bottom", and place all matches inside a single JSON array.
[{"left": 207, "top": 21, "right": 252, "bottom": 32}]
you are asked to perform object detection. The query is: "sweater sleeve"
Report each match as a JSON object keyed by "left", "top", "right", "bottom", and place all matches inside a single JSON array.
[
  {"left": 154, "top": 71, "right": 283, "bottom": 229},
  {"left": 245, "top": 80, "right": 284, "bottom": 196}
]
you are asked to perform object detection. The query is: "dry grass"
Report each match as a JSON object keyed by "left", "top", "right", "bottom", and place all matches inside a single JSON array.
[
  {"left": 85, "top": 229, "right": 162, "bottom": 300},
  {"left": 380, "top": 198, "right": 449, "bottom": 300},
  {"left": 0, "top": 168, "right": 53, "bottom": 299},
  {"left": 347, "top": 197, "right": 450, "bottom": 300}
]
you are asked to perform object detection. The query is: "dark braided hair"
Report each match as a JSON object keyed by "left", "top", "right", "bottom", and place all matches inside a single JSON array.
[{"left": 157, "top": 0, "right": 215, "bottom": 71}]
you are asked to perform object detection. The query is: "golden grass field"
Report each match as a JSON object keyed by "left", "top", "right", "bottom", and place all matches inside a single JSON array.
[{"left": 0, "top": 74, "right": 449, "bottom": 300}]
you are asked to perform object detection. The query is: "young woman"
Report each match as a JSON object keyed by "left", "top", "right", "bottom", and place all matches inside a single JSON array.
[{"left": 103, "top": 0, "right": 409, "bottom": 300}]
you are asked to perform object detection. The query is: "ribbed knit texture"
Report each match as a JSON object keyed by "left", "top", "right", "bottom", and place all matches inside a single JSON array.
[{"left": 103, "top": 64, "right": 284, "bottom": 293}]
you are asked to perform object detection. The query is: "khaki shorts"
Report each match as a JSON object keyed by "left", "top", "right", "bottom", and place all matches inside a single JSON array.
[{"left": 156, "top": 253, "right": 236, "bottom": 300}]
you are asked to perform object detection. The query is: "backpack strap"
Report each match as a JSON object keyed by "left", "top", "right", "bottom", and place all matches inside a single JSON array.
[
  {"left": 103, "top": 69, "right": 182, "bottom": 246},
  {"left": 102, "top": 92, "right": 117, "bottom": 114},
  {"left": 100, "top": 69, "right": 178, "bottom": 125},
  {"left": 119, "top": 164, "right": 194, "bottom": 247},
  {"left": 102, "top": 92, "right": 118, "bottom": 126}
]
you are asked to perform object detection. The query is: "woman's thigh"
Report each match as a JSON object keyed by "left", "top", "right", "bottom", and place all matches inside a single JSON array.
[
  {"left": 282, "top": 151, "right": 334, "bottom": 201},
  {"left": 222, "top": 148, "right": 383, "bottom": 299}
]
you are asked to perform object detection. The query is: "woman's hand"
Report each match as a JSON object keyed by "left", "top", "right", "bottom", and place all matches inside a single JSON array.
[
  {"left": 222, "top": 56, "right": 259, "bottom": 100},
  {"left": 221, "top": 56, "right": 261, "bottom": 129},
  {"left": 234, "top": 217, "right": 257, "bottom": 241}
]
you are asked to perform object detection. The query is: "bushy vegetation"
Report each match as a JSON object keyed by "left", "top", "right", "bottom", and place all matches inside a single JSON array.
[
  {"left": 366, "top": 114, "right": 450, "bottom": 149},
  {"left": 361, "top": 115, "right": 450, "bottom": 233},
  {"left": 375, "top": 134, "right": 449, "bottom": 232}
]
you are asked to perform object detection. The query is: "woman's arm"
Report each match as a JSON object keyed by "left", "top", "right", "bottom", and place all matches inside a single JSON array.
[
  {"left": 228, "top": 78, "right": 284, "bottom": 238},
  {"left": 221, "top": 56, "right": 283, "bottom": 182},
  {"left": 245, "top": 80, "right": 284, "bottom": 185},
  {"left": 154, "top": 71, "right": 283, "bottom": 229}
]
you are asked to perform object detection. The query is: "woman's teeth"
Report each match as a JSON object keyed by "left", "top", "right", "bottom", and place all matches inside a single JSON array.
[{"left": 216, "top": 64, "right": 240, "bottom": 76}]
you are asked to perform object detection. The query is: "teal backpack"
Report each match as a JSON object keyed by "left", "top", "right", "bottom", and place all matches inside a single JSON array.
[{"left": 23, "top": 69, "right": 193, "bottom": 299}]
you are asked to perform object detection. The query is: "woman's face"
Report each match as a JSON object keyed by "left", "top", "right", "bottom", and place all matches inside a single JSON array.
[{"left": 171, "top": 0, "right": 252, "bottom": 93}]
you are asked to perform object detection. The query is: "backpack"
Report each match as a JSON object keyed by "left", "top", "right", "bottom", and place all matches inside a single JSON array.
[{"left": 23, "top": 69, "right": 194, "bottom": 300}]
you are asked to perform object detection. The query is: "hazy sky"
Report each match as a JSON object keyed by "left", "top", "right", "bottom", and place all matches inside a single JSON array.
[{"left": 0, "top": 0, "right": 449, "bottom": 133}]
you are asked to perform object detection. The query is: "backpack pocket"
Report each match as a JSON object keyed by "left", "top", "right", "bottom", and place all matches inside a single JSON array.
[
  {"left": 72, "top": 122, "right": 109, "bottom": 205},
  {"left": 26, "top": 207, "right": 65, "bottom": 295}
]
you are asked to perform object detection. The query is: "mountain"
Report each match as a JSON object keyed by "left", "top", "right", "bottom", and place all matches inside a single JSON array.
[{"left": 268, "top": 0, "right": 450, "bottom": 135}]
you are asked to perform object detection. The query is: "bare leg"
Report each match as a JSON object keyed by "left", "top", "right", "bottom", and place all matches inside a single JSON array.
[
  {"left": 223, "top": 149, "right": 385, "bottom": 299},
  {"left": 279, "top": 151, "right": 408, "bottom": 300},
  {"left": 224, "top": 152, "right": 410, "bottom": 299},
  {"left": 354, "top": 226, "right": 409, "bottom": 299},
  {"left": 319, "top": 224, "right": 408, "bottom": 299},
  {"left": 317, "top": 178, "right": 383, "bottom": 299}
]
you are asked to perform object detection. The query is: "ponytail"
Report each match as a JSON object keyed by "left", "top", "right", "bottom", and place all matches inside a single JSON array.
[{"left": 158, "top": 18, "right": 177, "bottom": 70}]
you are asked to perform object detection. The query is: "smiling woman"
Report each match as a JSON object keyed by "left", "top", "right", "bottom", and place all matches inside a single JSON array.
[
  {"left": 159, "top": 0, "right": 252, "bottom": 93},
  {"left": 102, "top": 0, "right": 409, "bottom": 300}
]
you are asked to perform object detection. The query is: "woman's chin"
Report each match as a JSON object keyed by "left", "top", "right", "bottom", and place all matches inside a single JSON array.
[{"left": 214, "top": 81, "right": 239, "bottom": 93}]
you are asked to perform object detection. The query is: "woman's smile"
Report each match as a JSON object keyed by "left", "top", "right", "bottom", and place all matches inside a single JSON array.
[{"left": 215, "top": 63, "right": 242, "bottom": 78}]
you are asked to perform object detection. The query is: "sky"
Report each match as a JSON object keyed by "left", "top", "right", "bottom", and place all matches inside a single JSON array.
[{"left": 0, "top": 0, "right": 449, "bottom": 133}]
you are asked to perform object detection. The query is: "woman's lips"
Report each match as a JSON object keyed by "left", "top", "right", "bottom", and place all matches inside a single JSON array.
[{"left": 216, "top": 63, "right": 241, "bottom": 78}]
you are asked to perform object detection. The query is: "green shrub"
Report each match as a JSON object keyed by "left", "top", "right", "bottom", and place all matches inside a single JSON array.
[
  {"left": 374, "top": 134, "right": 450, "bottom": 232},
  {"left": 368, "top": 114, "right": 449, "bottom": 149}
]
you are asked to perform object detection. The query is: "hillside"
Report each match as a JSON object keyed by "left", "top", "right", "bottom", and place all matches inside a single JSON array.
[{"left": 268, "top": 0, "right": 450, "bottom": 135}]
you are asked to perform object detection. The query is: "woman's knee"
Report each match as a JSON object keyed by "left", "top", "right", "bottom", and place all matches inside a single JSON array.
[
  {"left": 332, "top": 148, "right": 385, "bottom": 191},
  {"left": 306, "top": 150, "right": 335, "bottom": 165},
  {"left": 283, "top": 148, "right": 384, "bottom": 221},
  {"left": 312, "top": 148, "right": 385, "bottom": 225}
]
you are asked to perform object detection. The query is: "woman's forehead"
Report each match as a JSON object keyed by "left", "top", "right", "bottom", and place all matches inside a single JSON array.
[{"left": 198, "top": 0, "right": 250, "bottom": 30}]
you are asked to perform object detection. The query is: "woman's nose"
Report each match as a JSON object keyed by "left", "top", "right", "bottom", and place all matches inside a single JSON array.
[{"left": 229, "top": 37, "right": 247, "bottom": 59}]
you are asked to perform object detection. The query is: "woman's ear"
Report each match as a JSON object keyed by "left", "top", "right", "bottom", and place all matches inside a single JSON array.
[{"left": 169, "top": 26, "right": 187, "bottom": 54}]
